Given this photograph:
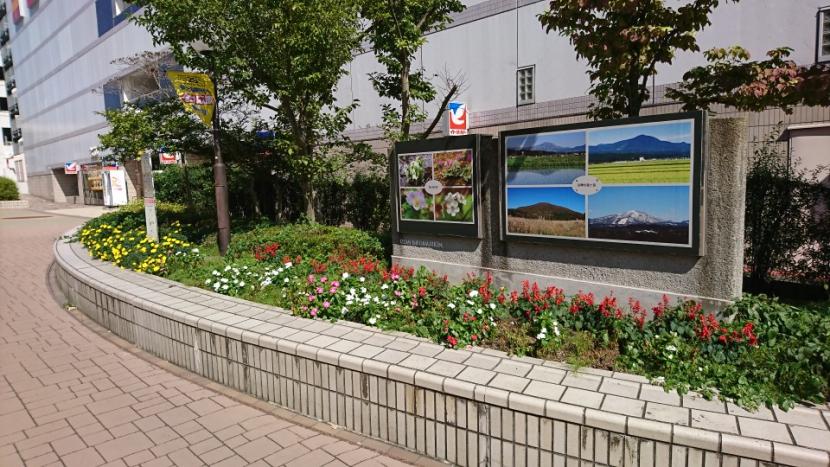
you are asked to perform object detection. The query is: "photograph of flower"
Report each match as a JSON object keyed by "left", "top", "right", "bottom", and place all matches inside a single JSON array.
[
  {"left": 398, "top": 153, "right": 433, "bottom": 187},
  {"left": 587, "top": 186, "right": 690, "bottom": 245},
  {"left": 433, "top": 149, "right": 473, "bottom": 186},
  {"left": 587, "top": 120, "right": 692, "bottom": 184},
  {"left": 506, "top": 130, "right": 586, "bottom": 185},
  {"left": 400, "top": 188, "right": 434, "bottom": 221},
  {"left": 506, "top": 187, "right": 586, "bottom": 237},
  {"left": 435, "top": 188, "right": 474, "bottom": 223}
]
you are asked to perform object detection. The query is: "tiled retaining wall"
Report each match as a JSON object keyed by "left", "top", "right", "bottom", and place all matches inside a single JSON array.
[{"left": 54, "top": 238, "right": 830, "bottom": 467}]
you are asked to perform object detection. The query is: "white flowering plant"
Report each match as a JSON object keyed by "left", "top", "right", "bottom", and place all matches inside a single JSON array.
[{"left": 205, "top": 264, "right": 259, "bottom": 296}]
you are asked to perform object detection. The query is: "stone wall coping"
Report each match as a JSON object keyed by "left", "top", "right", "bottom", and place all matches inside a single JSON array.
[{"left": 54, "top": 236, "right": 830, "bottom": 466}]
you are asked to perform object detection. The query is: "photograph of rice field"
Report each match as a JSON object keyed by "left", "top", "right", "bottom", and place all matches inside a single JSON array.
[
  {"left": 507, "top": 187, "right": 586, "bottom": 237},
  {"left": 506, "top": 130, "right": 586, "bottom": 185},
  {"left": 588, "top": 121, "right": 692, "bottom": 184}
]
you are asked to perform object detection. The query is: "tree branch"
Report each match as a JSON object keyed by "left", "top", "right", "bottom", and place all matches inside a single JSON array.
[{"left": 421, "top": 83, "right": 457, "bottom": 139}]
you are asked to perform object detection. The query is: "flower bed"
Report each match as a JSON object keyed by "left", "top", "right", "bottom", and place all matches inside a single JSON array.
[{"left": 76, "top": 213, "right": 830, "bottom": 411}]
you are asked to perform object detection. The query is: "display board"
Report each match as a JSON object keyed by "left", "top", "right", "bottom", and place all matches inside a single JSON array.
[
  {"left": 393, "top": 135, "right": 484, "bottom": 237},
  {"left": 500, "top": 112, "right": 704, "bottom": 255}
]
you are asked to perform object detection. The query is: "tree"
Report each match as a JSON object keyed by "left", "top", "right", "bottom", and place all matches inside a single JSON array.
[
  {"left": 134, "top": 0, "right": 362, "bottom": 221},
  {"left": 361, "top": 0, "right": 464, "bottom": 141},
  {"left": 538, "top": 0, "right": 738, "bottom": 119},
  {"left": 666, "top": 46, "right": 830, "bottom": 113}
]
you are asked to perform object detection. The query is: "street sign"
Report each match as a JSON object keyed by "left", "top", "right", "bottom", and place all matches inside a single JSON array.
[
  {"left": 64, "top": 161, "right": 78, "bottom": 175},
  {"left": 447, "top": 101, "right": 469, "bottom": 136}
]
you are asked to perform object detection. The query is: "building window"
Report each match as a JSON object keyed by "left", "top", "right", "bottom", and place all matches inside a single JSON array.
[
  {"left": 113, "top": 0, "right": 130, "bottom": 16},
  {"left": 2, "top": 128, "right": 10, "bottom": 145},
  {"left": 820, "top": 8, "right": 830, "bottom": 63},
  {"left": 0, "top": 97, "right": 7, "bottom": 111},
  {"left": 14, "top": 159, "right": 24, "bottom": 182},
  {"left": 517, "top": 66, "right": 535, "bottom": 106}
]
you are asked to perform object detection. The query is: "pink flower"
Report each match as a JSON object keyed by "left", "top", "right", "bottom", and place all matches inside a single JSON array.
[
  {"left": 391, "top": 273, "right": 400, "bottom": 281},
  {"left": 316, "top": 287, "right": 324, "bottom": 294},
  {"left": 323, "top": 301, "right": 331, "bottom": 309},
  {"left": 308, "top": 295, "right": 316, "bottom": 302},
  {"left": 332, "top": 281, "right": 340, "bottom": 287},
  {"left": 310, "top": 308, "right": 318, "bottom": 317},
  {"left": 394, "top": 290, "right": 402, "bottom": 297},
  {"left": 307, "top": 274, "right": 315, "bottom": 283},
  {"left": 320, "top": 276, "right": 328, "bottom": 283},
  {"left": 329, "top": 287, "right": 337, "bottom": 294}
]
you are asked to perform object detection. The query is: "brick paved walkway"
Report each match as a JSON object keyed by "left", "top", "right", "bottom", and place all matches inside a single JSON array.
[{"left": 0, "top": 210, "right": 426, "bottom": 467}]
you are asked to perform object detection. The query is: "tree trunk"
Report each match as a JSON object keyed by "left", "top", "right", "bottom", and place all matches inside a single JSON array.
[
  {"left": 302, "top": 181, "right": 316, "bottom": 222},
  {"left": 400, "top": 60, "right": 411, "bottom": 139}
]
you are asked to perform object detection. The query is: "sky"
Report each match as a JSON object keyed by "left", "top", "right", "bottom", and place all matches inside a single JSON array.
[
  {"left": 587, "top": 186, "right": 690, "bottom": 221},
  {"left": 588, "top": 121, "right": 692, "bottom": 145},
  {"left": 506, "top": 130, "right": 586, "bottom": 150},
  {"left": 507, "top": 187, "right": 585, "bottom": 213}
]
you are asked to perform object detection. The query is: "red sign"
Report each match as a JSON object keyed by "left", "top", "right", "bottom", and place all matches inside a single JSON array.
[
  {"left": 159, "top": 152, "right": 178, "bottom": 165},
  {"left": 447, "top": 101, "right": 469, "bottom": 136}
]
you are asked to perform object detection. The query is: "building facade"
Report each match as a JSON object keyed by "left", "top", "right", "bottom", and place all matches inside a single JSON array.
[
  {"left": 6, "top": 0, "right": 830, "bottom": 205},
  {"left": 0, "top": 2, "right": 19, "bottom": 192},
  {"left": 337, "top": 0, "right": 830, "bottom": 179},
  {"left": 6, "top": 0, "right": 159, "bottom": 203}
]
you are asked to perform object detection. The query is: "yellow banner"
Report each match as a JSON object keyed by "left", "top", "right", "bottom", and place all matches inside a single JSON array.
[{"left": 166, "top": 71, "right": 215, "bottom": 126}]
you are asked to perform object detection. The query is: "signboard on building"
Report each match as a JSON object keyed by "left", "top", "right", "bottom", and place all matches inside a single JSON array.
[
  {"left": 393, "top": 135, "right": 484, "bottom": 237},
  {"left": 102, "top": 169, "right": 129, "bottom": 207},
  {"left": 64, "top": 161, "right": 79, "bottom": 175},
  {"left": 500, "top": 111, "right": 704, "bottom": 255},
  {"left": 159, "top": 150, "right": 179, "bottom": 165},
  {"left": 447, "top": 101, "right": 468, "bottom": 136}
]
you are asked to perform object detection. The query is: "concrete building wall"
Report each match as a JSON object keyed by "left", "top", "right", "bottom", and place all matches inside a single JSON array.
[{"left": 7, "top": 0, "right": 162, "bottom": 202}]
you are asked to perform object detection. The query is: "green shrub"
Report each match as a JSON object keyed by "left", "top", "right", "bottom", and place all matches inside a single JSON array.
[
  {"left": 83, "top": 200, "right": 214, "bottom": 242},
  {"left": 346, "top": 173, "right": 390, "bottom": 232},
  {"left": 0, "top": 177, "right": 19, "bottom": 201},
  {"left": 227, "top": 222, "right": 385, "bottom": 261}
]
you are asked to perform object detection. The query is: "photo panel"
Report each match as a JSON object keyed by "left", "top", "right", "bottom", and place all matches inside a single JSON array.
[
  {"left": 433, "top": 149, "right": 473, "bottom": 186},
  {"left": 587, "top": 120, "right": 693, "bottom": 184},
  {"left": 394, "top": 135, "right": 483, "bottom": 236},
  {"left": 507, "top": 187, "right": 586, "bottom": 238},
  {"left": 505, "top": 130, "right": 586, "bottom": 185},
  {"left": 398, "top": 153, "right": 433, "bottom": 187},
  {"left": 400, "top": 188, "right": 434, "bottom": 221},
  {"left": 587, "top": 186, "right": 691, "bottom": 245}
]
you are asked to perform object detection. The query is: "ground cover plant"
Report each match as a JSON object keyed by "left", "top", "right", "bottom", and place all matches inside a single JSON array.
[{"left": 75, "top": 210, "right": 830, "bottom": 411}]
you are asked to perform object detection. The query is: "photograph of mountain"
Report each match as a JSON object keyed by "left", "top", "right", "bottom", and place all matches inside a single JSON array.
[
  {"left": 588, "top": 120, "right": 692, "bottom": 184},
  {"left": 587, "top": 186, "right": 690, "bottom": 244},
  {"left": 506, "top": 130, "right": 586, "bottom": 185},
  {"left": 507, "top": 187, "right": 586, "bottom": 237}
]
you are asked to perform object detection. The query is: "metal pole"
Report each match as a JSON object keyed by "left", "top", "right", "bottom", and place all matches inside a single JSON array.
[
  {"left": 141, "top": 151, "right": 159, "bottom": 242},
  {"left": 210, "top": 70, "right": 231, "bottom": 256}
]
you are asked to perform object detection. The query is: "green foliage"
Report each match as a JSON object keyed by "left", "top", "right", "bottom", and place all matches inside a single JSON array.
[
  {"left": 538, "top": 0, "right": 738, "bottom": 119},
  {"left": 226, "top": 223, "right": 385, "bottom": 262},
  {"left": 134, "top": 0, "right": 363, "bottom": 220},
  {"left": 360, "top": 0, "right": 464, "bottom": 140},
  {"left": 667, "top": 47, "right": 830, "bottom": 113},
  {"left": 346, "top": 173, "right": 391, "bottom": 232},
  {"left": 743, "top": 128, "right": 829, "bottom": 287},
  {"left": 85, "top": 200, "right": 214, "bottom": 242},
  {"left": 0, "top": 177, "right": 19, "bottom": 201},
  {"left": 97, "top": 99, "right": 210, "bottom": 162}
]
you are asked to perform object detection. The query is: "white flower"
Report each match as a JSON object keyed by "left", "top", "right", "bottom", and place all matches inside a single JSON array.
[
  {"left": 341, "top": 307, "right": 348, "bottom": 315},
  {"left": 553, "top": 325, "right": 560, "bottom": 337},
  {"left": 213, "top": 282, "right": 220, "bottom": 289},
  {"left": 212, "top": 270, "right": 220, "bottom": 276},
  {"left": 469, "top": 290, "right": 479, "bottom": 298},
  {"left": 489, "top": 303, "right": 497, "bottom": 310},
  {"left": 221, "top": 278, "right": 229, "bottom": 283},
  {"left": 381, "top": 284, "right": 389, "bottom": 290},
  {"left": 665, "top": 345, "right": 677, "bottom": 352},
  {"left": 360, "top": 287, "right": 367, "bottom": 294},
  {"left": 447, "top": 303, "right": 456, "bottom": 309},
  {"left": 476, "top": 308, "right": 483, "bottom": 315},
  {"left": 466, "top": 300, "right": 474, "bottom": 305},
  {"left": 204, "top": 279, "right": 211, "bottom": 285},
  {"left": 536, "top": 332, "right": 547, "bottom": 340},
  {"left": 359, "top": 277, "right": 366, "bottom": 282},
  {"left": 368, "top": 316, "right": 378, "bottom": 325},
  {"left": 224, "top": 265, "right": 231, "bottom": 271},
  {"left": 283, "top": 278, "right": 289, "bottom": 283},
  {"left": 285, "top": 261, "right": 293, "bottom": 268},
  {"left": 191, "top": 248, "right": 200, "bottom": 253},
  {"left": 350, "top": 288, "right": 356, "bottom": 294},
  {"left": 342, "top": 272, "right": 350, "bottom": 279},
  {"left": 222, "top": 284, "right": 229, "bottom": 290},
  {"left": 239, "top": 281, "right": 245, "bottom": 287}
]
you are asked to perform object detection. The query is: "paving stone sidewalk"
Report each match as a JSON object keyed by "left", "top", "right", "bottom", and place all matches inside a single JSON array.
[{"left": 0, "top": 211, "right": 430, "bottom": 467}]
